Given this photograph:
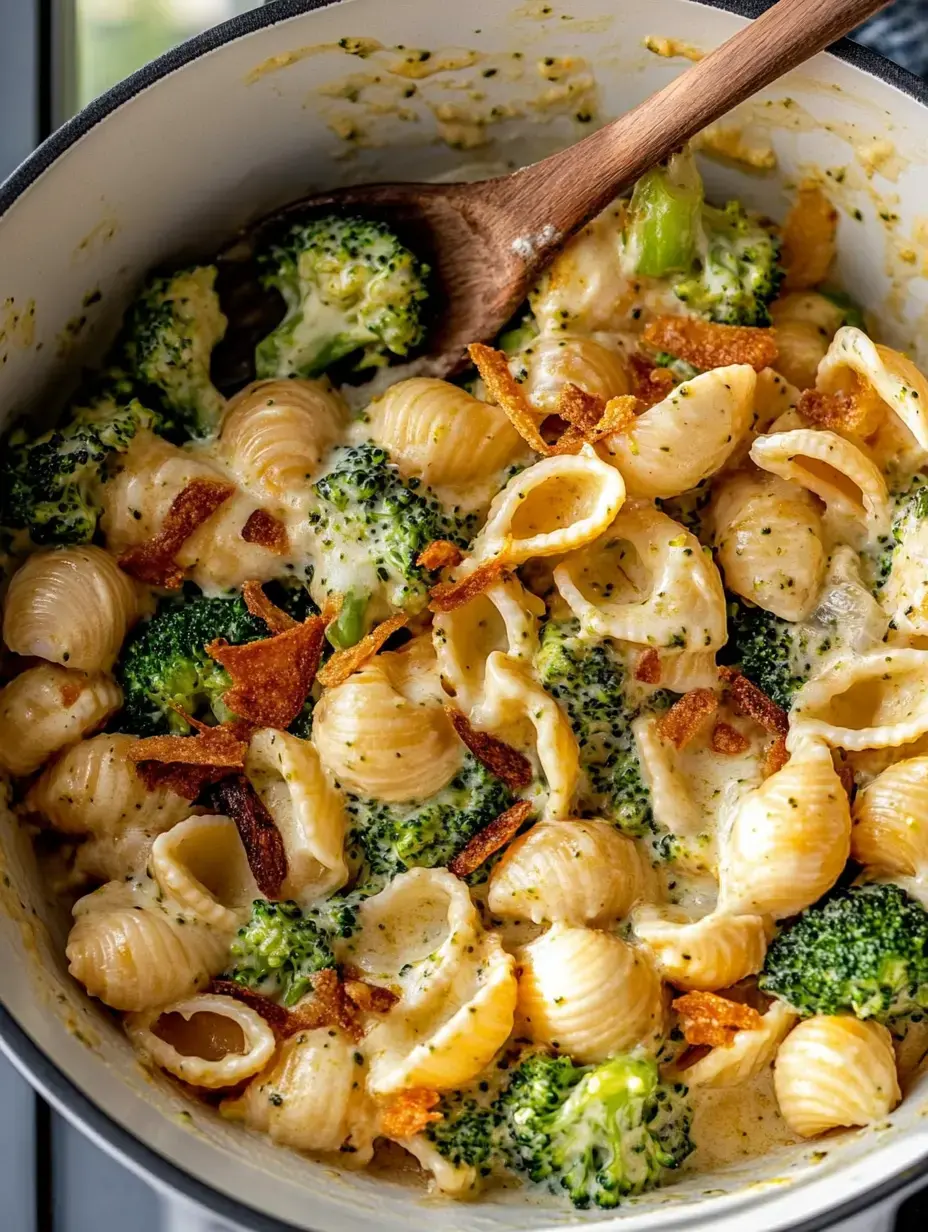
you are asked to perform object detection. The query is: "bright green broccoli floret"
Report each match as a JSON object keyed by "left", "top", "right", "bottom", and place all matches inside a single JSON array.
[
  {"left": 536, "top": 619, "right": 670, "bottom": 835},
  {"left": 761, "top": 883, "right": 928, "bottom": 1021},
  {"left": 496, "top": 1052, "right": 693, "bottom": 1208},
  {"left": 116, "top": 266, "right": 227, "bottom": 439},
  {"left": 226, "top": 899, "right": 335, "bottom": 1006},
  {"left": 625, "top": 150, "right": 705, "bottom": 278},
  {"left": 721, "top": 597, "right": 818, "bottom": 710},
  {"left": 255, "top": 216, "right": 430, "bottom": 380},
  {"left": 426, "top": 1087, "right": 505, "bottom": 1174},
  {"left": 0, "top": 396, "right": 158, "bottom": 545}
]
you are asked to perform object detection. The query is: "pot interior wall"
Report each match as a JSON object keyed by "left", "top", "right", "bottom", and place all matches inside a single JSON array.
[{"left": 2, "top": 1, "right": 928, "bottom": 1229}]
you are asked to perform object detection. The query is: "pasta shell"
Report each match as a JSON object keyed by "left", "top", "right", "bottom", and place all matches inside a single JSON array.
[
  {"left": 750, "top": 427, "right": 890, "bottom": 548},
  {"left": 683, "top": 1001, "right": 797, "bottom": 1089},
  {"left": 223, "top": 1027, "right": 376, "bottom": 1158},
  {"left": 883, "top": 502, "right": 928, "bottom": 636},
  {"left": 516, "top": 924, "right": 664, "bottom": 1062},
  {"left": 554, "top": 503, "right": 727, "bottom": 653},
  {"left": 529, "top": 205, "right": 632, "bottom": 334},
  {"left": 150, "top": 815, "right": 256, "bottom": 932},
  {"left": 469, "top": 445, "right": 625, "bottom": 567},
  {"left": 3, "top": 546, "right": 139, "bottom": 672},
  {"left": 790, "top": 648, "right": 928, "bottom": 752},
  {"left": 0, "top": 665, "right": 121, "bottom": 776},
  {"left": 599, "top": 365, "right": 756, "bottom": 499},
  {"left": 220, "top": 377, "right": 347, "bottom": 504},
  {"left": 632, "top": 906, "right": 771, "bottom": 992},
  {"left": 770, "top": 292, "right": 846, "bottom": 391},
  {"left": 774, "top": 1016, "right": 900, "bottom": 1138},
  {"left": 851, "top": 756, "right": 928, "bottom": 876},
  {"left": 246, "top": 729, "right": 348, "bottom": 902},
  {"left": 369, "top": 377, "right": 523, "bottom": 493},
  {"left": 719, "top": 740, "right": 850, "bottom": 918},
  {"left": 711, "top": 471, "right": 826, "bottom": 622},
  {"left": 633, "top": 714, "right": 704, "bottom": 840},
  {"left": 127, "top": 993, "right": 276, "bottom": 1089},
  {"left": 487, "top": 819, "right": 650, "bottom": 926},
  {"left": 513, "top": 334, "right": 630, "bottom": 411}
]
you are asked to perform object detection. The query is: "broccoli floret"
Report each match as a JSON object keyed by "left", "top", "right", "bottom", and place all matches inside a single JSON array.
[
  {"left": 116, "top": 266, "right": 227, "bottom": 439},
  {"left": 311, "top": 443, "right": 474, "bottom": 613},
  {"left": 345, "top": 753, "right": 515, "bottom": 895},
  {"left": 761, "top": 883, "right": 928, "bottom": 1021},
  {"left": 497, "top": 307, "right": 540, "bottom": 356},
  {"left": 0, "top": 396, "right": 158, "bottom": 546},
  {"left": 625, "top": 150, "right": 705, "bottom": 278},
  {"left": 536, "top": 619, "right": 670, "bottom": 835},
  {"left": 721, "top": 597, "right": 817, "bottom": 710},
  {"left": 497, "top": 1052, "right": 693, "bottom": 1208},
  {"left": 225, "top": 899, "right": 335, "bottom": 1006},
  {"left": 426, "top": 1089, "right": 505, "bottom": 1174},
  {"left": 255, "top": 216, "right": 430, "bottom": 380}
]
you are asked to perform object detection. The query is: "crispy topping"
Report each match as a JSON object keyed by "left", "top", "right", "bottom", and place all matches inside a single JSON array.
[
  {"left": 469, "top": 343, "right": 552, "bottom": 455},
  {"left": 643, "top": 316, "right": 777, "bottom": 373},
  {"left": 118, "top": 478, "right": 234, "bottom": 588},
  {"left": 241, "top": 509, "right": 290, "bottom": 555},
  {"left": 242, "top": 579, "right": 298, "bottom": 634},
  {"left": 782, "top": 184, "right": 838, "bottom": 291},
  {"left": 207, "top": 616, "right": 326, "bottom": 728},
  {"left": 213, "top": 774, "right": 288, "bottom": 899},
  {"left": 673, "top": 990, "right": 763, "bottom": 1047},
  {"left": 763, "top": 734, "right": 790, "bottom": 778},
  {"left": 128, "top": 718, "right": 248, "bottom": 800},
  {"left": 629, "top": 353, "right": 676, "bottom": 408},
  {"left": 551, "top": 386, "right": 639, "bottom": 454},
  {"left": 316, "top": 613, "right": 408, "bottom": 689},
  {"left": 416, "top": 539, "right": 464, "bottom": 571},
  {"left": 710, "top": 721, "right": 751, "bottom": 755},
  {"left": 635, "top": 648, "right": 662, "bottom": 685},
  {"left": 208, "top": 980, "right": 290, "bottom": 1032},
  {"left": 284, "top": 968, "right": 362, "bottom": 1041},
  {"left": 445, "top": 706, "right": 534, "bottom": 789},
  {"left": 429, "top": 560, "right": 510, "bottom": 613},
  {"left": 720, "top": 667, "right": 789, "bottom": 737},
  {"left": 657, "top": 688, "right": 719, "bottom": 749},
  {"left": 448, "top": 798, "right": 534, "bottom": 878},
  {"left": 556, "top": 383, "right": 607, "bottom": 432},
  {"left": 379, "top": 1088, "right": 442, "bottom": 1140},
  {"left": 796, "top": 387, "right": 881, "bottom": 437},
  {"left": 343, "top": 978, "right": 400, "bottom": 1015}
]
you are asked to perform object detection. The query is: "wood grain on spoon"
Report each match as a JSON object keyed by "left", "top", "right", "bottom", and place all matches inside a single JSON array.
[{"left": 220, "top": 0, "right": 888, "bottom": 381}]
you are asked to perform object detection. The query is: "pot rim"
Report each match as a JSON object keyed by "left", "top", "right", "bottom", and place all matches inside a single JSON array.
[{"left": 1, "top": 0, "right": 927, "bottom": 1227}]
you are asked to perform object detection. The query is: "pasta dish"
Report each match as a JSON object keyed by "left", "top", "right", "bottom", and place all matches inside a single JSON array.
[{"left": 2, "top": 144, "right": 927, "bottom": 1209}]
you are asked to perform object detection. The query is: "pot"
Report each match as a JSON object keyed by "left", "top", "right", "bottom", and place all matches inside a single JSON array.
[{"left": 1, "top": 1, "right": 928, "bottom": 1229}]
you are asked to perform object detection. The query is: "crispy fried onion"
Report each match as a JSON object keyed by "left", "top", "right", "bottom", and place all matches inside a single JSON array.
[
  {"left": 445, "top": 706, "right": 533, "bottom": 788},
  {"left": 343, "top": 977, "right": 400, "bottom": 1015},
  {"left": 213, "top": 773, "right": 288, "bottom": 899},
  {"left": 242, "top": 579, "right": 298, "bottom": 634},
  {"left": 416, "top": 539, "right": 464, "bottom": 571},
  {"left": 127, "top": 716, "right": 249, "bottom": 800},
  {"left": 629, "top": 353, "right": 676, "bottom": 408},
  {"left": 719, "top": 667, "right": 789, "bottom": 737},
  {"left": 118, "top": 478, "right": 235, "bottom": 588},
  {"left": 469, "top": 342, "right": 552, "bottom": 455},
  {"left": 710, "top": 721, "right": 751, "bottom": 755},
  {"left": 316, "top": 613, "right": 408, "bottom": 689},
  {"left": 673, "top": 990, "right": 763, "bottom": 1047},
  {"left": 796, "top": 387, "right": 880, "bottom": 437},
  {"left": 657, "top": 688, "right": 719, "bottom": 750},
  {"left": 635, "top": 648, "right": 662, "bottom": 685},
  {"left": 447, "top": 798, "right": 534, "bottom": 878},
  {"left": 643, "top": 316, "right": 778, "bottom": 373},
  {"left": 551, "top": 385, "right": 638, "bottom": 454},
  {"left": 763, "top": 735, "right": 790, "bottom": 778},
  {"left": 241, "top": 508, "right": 290, "bottom": 555},
  {"left": 379, "top": 1088, "right": 442, "bottom": 1139},
  {"left": 207, "top": 614, "right": 326, "bottom": 728},
  {"left": 429, "top": 560, "right": 510, "bottom": 614}
]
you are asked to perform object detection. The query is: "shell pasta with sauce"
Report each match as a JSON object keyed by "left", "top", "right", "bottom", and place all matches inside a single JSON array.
[{"left": 3, "top": 142, "right": 927, "bottom": 1211}]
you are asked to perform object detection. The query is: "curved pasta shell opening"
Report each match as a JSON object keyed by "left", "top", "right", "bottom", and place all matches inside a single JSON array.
[
  {"left": 514, "top": 334, "right": 629, "bottom": 411},
  {"left": 150, "top": 815, "right": 255, "bottom": 932},
  {"left": 851, "top": 755, "right": 928, "bottom": 877},
  {"left": 633, "top": 715, "right": 704, "bottom": 842},
  {"left": 0, "top": 664, "right": 122, "bottom": 777},
  {"left": 632, "top": 905, "right": 771, "bottom": 992}
]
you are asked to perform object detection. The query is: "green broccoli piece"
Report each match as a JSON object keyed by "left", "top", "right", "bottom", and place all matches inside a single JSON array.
[
  {"left": 0, "top": 396, "right": 158, "bottom": 546},
  {"left": 496, "top": 1052, "right": 693, "bottom": 1208},
  {"left": 761, "top": 883, "right": 928, "bottom": 1021},
  {"left": 625, "top": 150, "right": 705, "bottom": 278},
  {"left": 311, "top": 443, "right": 474, "bottom": 613},
  {"left": 818, "top": 287, "right": 866, "bottom": 330},
  {"left": 426, "top": 1088, "right": 505, "bottom": 1175},
  {"left": 225, "top": 899, "right": 335, "bottom": 1006},
  {"left": 497, "top": 307, "right": 540, "bottom": 356},
  {"left": 116, "top": 266, "right": 227, "bottom": 439},
  {"left": 721, "top": 596, "right": 818, "bottom": 710},
  {"left": 345, "top": 753, "right": 515, "bottom": 896},
  {"left": 255, "top": 216, "right": 430, "bottom": 380},
  {"left": 536, "top": 619, "right": 670, "bottom": 835}
]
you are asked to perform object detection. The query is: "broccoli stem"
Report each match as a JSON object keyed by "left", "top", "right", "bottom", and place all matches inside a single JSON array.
[
  {"left": 626, "top": 151, "right": 704, "bottom": 278},
  {"left": 326, "top": 589, "right": 368, "bottom": 649}
]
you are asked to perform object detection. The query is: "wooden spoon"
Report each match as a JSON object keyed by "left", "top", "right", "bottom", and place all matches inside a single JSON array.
[{"left": 214, "top": 0, "right": 888, "bottom": 388}]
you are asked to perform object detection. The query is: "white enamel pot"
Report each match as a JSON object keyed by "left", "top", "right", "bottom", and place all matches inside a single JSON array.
[{"left": 2, "top": 1, "right": 928, "bottom": 1229}]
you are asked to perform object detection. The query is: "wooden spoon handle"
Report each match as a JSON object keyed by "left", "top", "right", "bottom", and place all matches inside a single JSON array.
[{"left": 499, "top": 0, "right": 890, "bottom": 246}]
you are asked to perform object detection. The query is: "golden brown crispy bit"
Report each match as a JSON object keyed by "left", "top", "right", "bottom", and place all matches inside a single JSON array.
[
  {"left": 416, "top": 539, "right": 465, "bottom": 571},
  {"left": 634, "top": 648, "right": 662, "bottom": 685},
  {"left": 468, "top": 343, "right": 552, "bottom": 455},
  {"left": 796, "top": 388, "right": 878, "bottom": 436},
  {"left": 118, "top": 478, "right": 234, "bottom": 588},
  {"left": 213, "top": 774, "right": 289, "bottom": 899},
  {"left": 721, "top": 667, "right": 789, "bottom": 737},
  {"left": 127, "top": 717, "right": 249, "bottom": 800},
  {"left": 445, "top": 706, "right": 534, "bottom": 789},
  {"left": 782, "top": 184, "right": 838, "bottom": 291},
  {"left": 428, "top": 560, "right": 510, "bottom": 613},
  {"left": 629, "top": 353, "right": 675, "bottom": 408},
  {"left": 763, "top": 734, "right": 790, "bottom": 778},
  {"left": 343, "top": 979, "right": 400, "bottom": 1015},
  {"left": 242, "top": 579, "right": 298, "bottom": 634},
  {"left": 241, "top": 508, "right": 290, "bottom": 556},
  {"left": 209, "top": 980, "right": 291, "bottom": 1032},
  {"left": 556, "top": 383, "right": 606, "bottom": 432},
  {"left": 710, "top": 721, "right": 751, "bottom": 755},
  {"left": 284, "top": 968, "right": 363, "bottom": 1041},
  {"left": 316, "top": 613, "right": 408, "bottom": 689},
  {"left": 207, "top": 616, "right": 326, "bottom": 728},
  {"left": 447, "top": 799, "right": 534, "bottom": 878},
  {"left": 657, "top": 688, "right": 719, "bottom": 749},
  {"left": 379, "top": 1088, "right": 442, "bottom": 1139},
  {"left": 643, "top": 316, "right": 778, "bottom": 373},
  {"left": 673, "top": 990, "right": 763, "bottom": 1047},
  {"left": 550, "top": 387, "right": 638, "bottom": 454}
]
